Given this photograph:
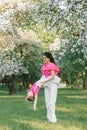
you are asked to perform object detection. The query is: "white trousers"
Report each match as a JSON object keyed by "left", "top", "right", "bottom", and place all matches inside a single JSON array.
[{"left": 44, "top": 82, "right": 58, "bottom": 123}]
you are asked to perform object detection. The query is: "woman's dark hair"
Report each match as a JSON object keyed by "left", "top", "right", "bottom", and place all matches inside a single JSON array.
[{"left": 43, "top": 52, "right": 56, "bottom": 64}]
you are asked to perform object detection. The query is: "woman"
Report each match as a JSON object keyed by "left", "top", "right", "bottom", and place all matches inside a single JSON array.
[{"left": 41, "top": 52, "right": 60, "bottom": 123}]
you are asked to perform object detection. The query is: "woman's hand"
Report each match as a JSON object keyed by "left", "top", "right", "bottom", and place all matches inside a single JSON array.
[
  {"left": 41, "top": 82, "right": 45, "bottom": 86},
  {"left": 33, "top": 106, "right": 38, "bottom": 111}
]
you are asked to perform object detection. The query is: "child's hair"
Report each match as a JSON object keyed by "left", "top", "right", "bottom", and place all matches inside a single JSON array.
[
  {"left": 27, "top": 96, "right": 35, "bottom": 101},
  {"left": 26, "top": 90, "right": 35, "bottom": 101}
]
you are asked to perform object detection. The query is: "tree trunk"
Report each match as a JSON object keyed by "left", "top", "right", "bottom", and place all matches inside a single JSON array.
[
  {"left": 9, "top": 75, "right": 16, "bottom": 95},
  {"left": 19, "top": 80, "right": 23, "bottom": 91},
  {"left": 9, "top": 84, "right": 13, "bottom": 95},
  {"left": 83, "top": 79, "right": 87, "bottom": 90}
]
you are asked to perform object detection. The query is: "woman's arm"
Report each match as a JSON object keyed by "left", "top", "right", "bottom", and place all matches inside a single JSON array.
[{"left": 41, "top": 70, "right": 55, "bottom": 86}]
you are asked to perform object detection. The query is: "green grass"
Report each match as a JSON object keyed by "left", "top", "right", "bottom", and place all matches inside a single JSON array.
[{"left": 0, "top": 86, "right": 87, "bottom": 130}]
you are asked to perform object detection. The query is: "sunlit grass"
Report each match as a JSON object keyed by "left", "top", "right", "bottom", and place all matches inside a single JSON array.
[
  {"left": 0, "top": 90, "right": 8, "bottom": 94},
  {"left": 0, "top": 86, "right": 87, "bottom": 130},
  {"left": 67, "top": 96, "right": 87, "bottom": 99},
  {"left": 57, "top": 107, "right": 71, "bottom": 112},
  {"left": 0, "top": 95, "right": 24, "bottom": 98}
]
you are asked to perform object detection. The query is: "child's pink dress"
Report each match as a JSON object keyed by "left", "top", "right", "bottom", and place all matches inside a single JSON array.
[
  {"left": 30, "top": 83, "right": 40, "bottom": 96},
  {"left": 29, "top": 62, "right": 60, "bottom": 96}
]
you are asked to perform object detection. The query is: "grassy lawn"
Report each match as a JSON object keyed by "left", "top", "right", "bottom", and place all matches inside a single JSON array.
[{"left": 0, "top": 86, "right": 87, "bottom": 130}]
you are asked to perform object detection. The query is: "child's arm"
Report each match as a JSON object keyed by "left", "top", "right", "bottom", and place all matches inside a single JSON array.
[{"left": 33, "top": 95, "right": 38, "bottom": 111}]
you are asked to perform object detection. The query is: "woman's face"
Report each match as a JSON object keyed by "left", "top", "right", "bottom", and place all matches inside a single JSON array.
[{"left": 43, "top": 55, "right": 50, "bottom": 64}]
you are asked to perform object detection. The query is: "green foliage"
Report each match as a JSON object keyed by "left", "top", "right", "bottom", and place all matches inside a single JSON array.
[
  {"left": 0, "top": 0, "right": 87, "bottom": 86},
  {"left": 0, "top": 38, "right": 43, "bottom": 83},
  {"left": 15, "top": 39, "right": 43, "bottom": 82},
  {"left": 30, "top": 24, "right": 57, "bottom": 49},
  {"left": 37, "top": 0, "right": 87, "bottom": 85},
  {"left": 55, "top": 35, "right": 87, "bottom": 84}
]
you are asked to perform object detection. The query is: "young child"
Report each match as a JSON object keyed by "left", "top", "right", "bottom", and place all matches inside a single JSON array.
[{"left": 25, "top": 75, "right": 61, "bottom": 111}]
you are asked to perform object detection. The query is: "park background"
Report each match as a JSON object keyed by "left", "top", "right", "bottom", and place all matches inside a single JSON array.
[{"left": 0, "top": 0, "right": 87, "bottom": 130}]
